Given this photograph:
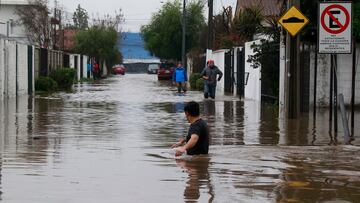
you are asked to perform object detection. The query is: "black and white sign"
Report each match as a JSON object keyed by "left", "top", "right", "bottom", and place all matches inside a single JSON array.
[{"left": 318, "top": 2, "right": 352, "bottom": 54}]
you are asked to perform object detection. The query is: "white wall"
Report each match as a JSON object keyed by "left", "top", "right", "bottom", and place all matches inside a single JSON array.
[
  {"left": 77, "top": 55, "right": 81, "bottom": 80},
  {"left": 82, "top": 55, "right": 89, "bottom": 78},
  {"left": 309, "top": 45, "right": 360, "bottom": 106},
  {"left": 70, "top": 54, "right": 82, "bottom": 80},
  {"left": 0, "top": 4, "right": 29, "bottom": 40},
  {"left": 0, "top": 40, "right": 4, "bottom": 100},
  {"left": 244, "top": 40, "right": 262, "bottom": 102},
  {"left": 6, "top": 40, "right": 17, "bottom": 98},
  {"left": 17, "top": 43, "right": 28, "bottom": 95},
  {"left": 102, "top": 61, "right": 108, "bottom": 76},
  {"left": 70, "top": 55, "right": 75, "bottom": 69},
  {"left": 0, "top": 39, "right": 34, "bottom": 99}
]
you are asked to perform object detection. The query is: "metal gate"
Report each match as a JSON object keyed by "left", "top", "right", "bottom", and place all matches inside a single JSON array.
[
  {"left": 40, "top": 48, "right": 48, "bottom": 76},
  {"left": 224, "top": 50, "right": 234, "bottom": 94},
  {"left": 80, "top": 55, "right": 84, "bottom": 78},
  {"left": 63, "top": 54, "right": 70, "bottom": 68},
  {"left": 28, "top": 46, "right": 33, "bottom": 95},
  {"left": 236, "top": 48, "right": 245, "bottom": 98}
]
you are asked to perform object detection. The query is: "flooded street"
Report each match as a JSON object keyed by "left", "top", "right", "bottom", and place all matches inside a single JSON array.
[{"left": 0, "top": 74, "right": 359, "bottom": 202}]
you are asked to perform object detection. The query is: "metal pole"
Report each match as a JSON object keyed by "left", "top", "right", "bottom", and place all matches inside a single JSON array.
[
  {"left": 329, "top": 55, "right": 333, "bottom": 124},
  {"left": 208, "top": 0, "right": 213, "bottom": 49},
  {"left": 182, "top": 0, "right": 186, "bottom": 69},
  {"left": 334, "top": 55, "right": 338, "bottom": 134},
  {"left": 287, "top": 0, "right": 300, "bottom": 119},
  {"left": 351, "top": 39, "right": 356, "bottom": 137},
  {"left": 6, "top": 20, "right": 9, "bottom": 37},
  {"left": 313, "top": 45, "right": 318, "bottom": 118},
  {"left": 339, "top": 94, "right": 351, "bottom": 144}
]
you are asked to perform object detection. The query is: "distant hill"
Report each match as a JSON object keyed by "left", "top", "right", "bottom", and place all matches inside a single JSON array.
[{"left": 119, "top": 32, "right": 159, "bottom": 60}]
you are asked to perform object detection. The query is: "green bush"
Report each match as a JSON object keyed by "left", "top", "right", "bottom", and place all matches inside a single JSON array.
[
  {"left": 35, "top": 76, "right": 58, "bottom": 92},
  {"left": 50, "top": 68, "right": 76, "bottom": 89},
  {"left": 189, "top": 73, "right": 202, "bottom": 90},
  {"left": 195, "top": 78, "right": 204, "bottom": 91}
]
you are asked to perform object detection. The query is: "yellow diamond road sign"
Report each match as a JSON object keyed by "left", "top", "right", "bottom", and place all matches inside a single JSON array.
[{"left": 279, "top": 6, "right": 309, "bottom": 37}]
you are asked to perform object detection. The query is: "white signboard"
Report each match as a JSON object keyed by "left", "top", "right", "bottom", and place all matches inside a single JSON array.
[{"left": 318, "top": 2, "right": 352, "bottom": 54}]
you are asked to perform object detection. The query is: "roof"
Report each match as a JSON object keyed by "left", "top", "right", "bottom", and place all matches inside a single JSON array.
[
  {"left": 120, "top": 32, "right": 159, "bottom": 60},
  {"left": 235, "top": 0, "right": 282, "bottom": 17}
]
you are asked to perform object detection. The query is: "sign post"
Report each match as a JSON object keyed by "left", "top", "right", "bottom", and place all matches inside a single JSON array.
[
  {"left": 319, "top": 2, "right": 352, "bottom": 54},
  {"left": 279, "top": 5, "right": 309, "bottom": 119},
  {"left": 318, "top": 2, "right": 352, "bottom": 139}
]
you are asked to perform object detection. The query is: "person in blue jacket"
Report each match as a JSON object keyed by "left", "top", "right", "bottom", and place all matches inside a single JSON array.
[{"left": 173, "top": 62, "right": 187, "bottom": 94}]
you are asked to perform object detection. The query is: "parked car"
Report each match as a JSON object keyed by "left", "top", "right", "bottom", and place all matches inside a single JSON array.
[
  {"left": 147, "top": 64, "right": 159, "bottom": 74},
  {"left": 157, "top": 62, "right": 175, "bottom": 80},
  {"left": 112, "top": 64, "right": 126, "bottom": 75}
]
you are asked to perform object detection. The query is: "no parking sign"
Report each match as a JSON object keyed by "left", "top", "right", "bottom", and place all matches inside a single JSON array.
[{"left": 318, "top": 2, "right": 352, "bottom": 54}]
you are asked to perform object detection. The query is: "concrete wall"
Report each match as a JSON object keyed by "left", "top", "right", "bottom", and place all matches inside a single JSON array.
[
  {"left": 5, "top": 40, "right": 17, "bottom": 98},
  {"left": 0, "top": 40, "right": 30, "bottom": 98},
  {"left": 83, "top": 55, "right": 89, "bottom": 78},
  {"left": 309, "top": 45, "right": 360, "bottom": 107},
  {"left": 0, "top": 4, "right": 28, "bottom": 40},
  {"left": 0, "top": 38, "right": 89, "bottom": 100},
  {"left": 17, "top": 43, "right": 28, "bottom": 95},
  {"left": 244, "top": 40, "right": 262, "bottom": 102},
  {"left": 0, "top": 40, "right": 4, "bottom": 101}
]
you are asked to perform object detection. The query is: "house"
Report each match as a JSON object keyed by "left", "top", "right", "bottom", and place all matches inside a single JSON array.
[
  {"left": 61, "top": 28, "right": 79, "bottom": 51},
  {"left": 235, "top": 0, "right": 282, "bottom": 18},
  {"left": 0, "top": 0, "right": 33, "bottom": 41}
]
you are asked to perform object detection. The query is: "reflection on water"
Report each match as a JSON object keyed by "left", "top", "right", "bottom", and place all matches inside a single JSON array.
[
  {"left": 0, "top": 74, "right": 359, "bottom": 202},
  {"left": 176, "top": 156, "right": 213, "bottom": 202}
]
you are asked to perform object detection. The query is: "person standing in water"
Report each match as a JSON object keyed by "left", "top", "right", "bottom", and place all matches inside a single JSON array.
[
  {"left": 171, "top": 101, "right": 209, "bottom": 156},
  {"left": 172, "top": 62, "right": 187, "bottom": 94},
  {"left": 201, "top": 60, "right": 223, "bottom": 99}
]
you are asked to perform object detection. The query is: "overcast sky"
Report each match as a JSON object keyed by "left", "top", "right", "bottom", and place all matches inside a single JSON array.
[{"left": 55, "top": 0, "right": 237, "bottom": 32}]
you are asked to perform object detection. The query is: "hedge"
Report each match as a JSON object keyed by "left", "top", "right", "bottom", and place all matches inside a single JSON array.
[
  {"left": 35, "top": 76, "right": 58, "bottom": 92},
  {"left": 189, "top": 73, "right": 202, "bottom": 90},
  {"left": 195, "top": 78, "right": 204, "bottom": 91},
  {"left": 50, "top": 68, "right": 76, "bottom": 89}
]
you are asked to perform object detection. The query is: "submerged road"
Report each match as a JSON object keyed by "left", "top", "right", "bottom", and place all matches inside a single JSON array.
[{"left": 0, "top": 74, "right": 359, "bottom": 202}]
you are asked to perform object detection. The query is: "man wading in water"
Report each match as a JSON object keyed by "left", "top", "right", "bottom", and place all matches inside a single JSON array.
[{"left": 171, "top": 101, "right": 209, "bottom": 157}]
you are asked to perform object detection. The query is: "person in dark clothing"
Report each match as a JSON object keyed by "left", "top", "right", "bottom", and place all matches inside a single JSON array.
[
  {"left": 171, "top": 101, "right": 209, "bottom": 156},
  {"left": 201, "top": 60, "right": 223, "bottom": 99},
  {"left": 93, "top": 62, "right": 100, "bottom": 80},
  {"left": 172, "top": 62, "right": 187, "bottom": 93}
]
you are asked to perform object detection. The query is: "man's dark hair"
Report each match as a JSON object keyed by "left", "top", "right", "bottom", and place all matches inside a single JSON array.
[{"left": 184, "top": 101, "right": 200, "bottom": 116}]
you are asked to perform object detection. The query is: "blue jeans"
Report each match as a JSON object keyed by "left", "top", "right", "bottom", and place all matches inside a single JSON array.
[{"left": 204, "top": 83, "right": 216, "bottom": 99}]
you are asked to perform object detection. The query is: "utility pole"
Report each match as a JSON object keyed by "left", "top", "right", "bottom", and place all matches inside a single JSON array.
[
  {"left": 208, "top": 0, "right": 214, "bottom": 49},
  {"left": 182, "top": 0, "right": 187, "bottom": 69},
  {"left": 286, "top": 0, "right": 301, "bottom": 119}
]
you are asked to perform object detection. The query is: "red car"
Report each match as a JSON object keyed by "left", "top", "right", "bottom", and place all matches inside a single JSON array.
[
  {"left": 112, "top": 64, "right": 126, "bottom": 75},
  {"left": 157, "top": 62, "right": 175, "bottom": 80}
]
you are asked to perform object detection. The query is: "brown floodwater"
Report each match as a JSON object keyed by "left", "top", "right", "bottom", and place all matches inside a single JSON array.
[{"left": 0, "top": 74, "right": 359, "bottom": 203}]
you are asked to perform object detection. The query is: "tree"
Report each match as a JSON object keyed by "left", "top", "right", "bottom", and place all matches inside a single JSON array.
[
  {"left": 141, "top": 0, "right": 206, "bottom": 60},
  {"left": 213, "top": 7, "right": 245, "bottom": 49},
  {"left": 233, "top": 5, "right": 264, "bottom": 41},
  {"left": 15, "top": 0, "right": 52, "bottom": 47},
  {"left": 354, "top": 1, "right": 360, "bottom": 41},
  {"left": 73, "top": 4, "right": 89, "bottom": 30},
  {"left": 91, "top": 9, "right": 124, "bottom": 32},
  {"left": 75, "top": 27, "right": 121, "bottom": 74}
]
